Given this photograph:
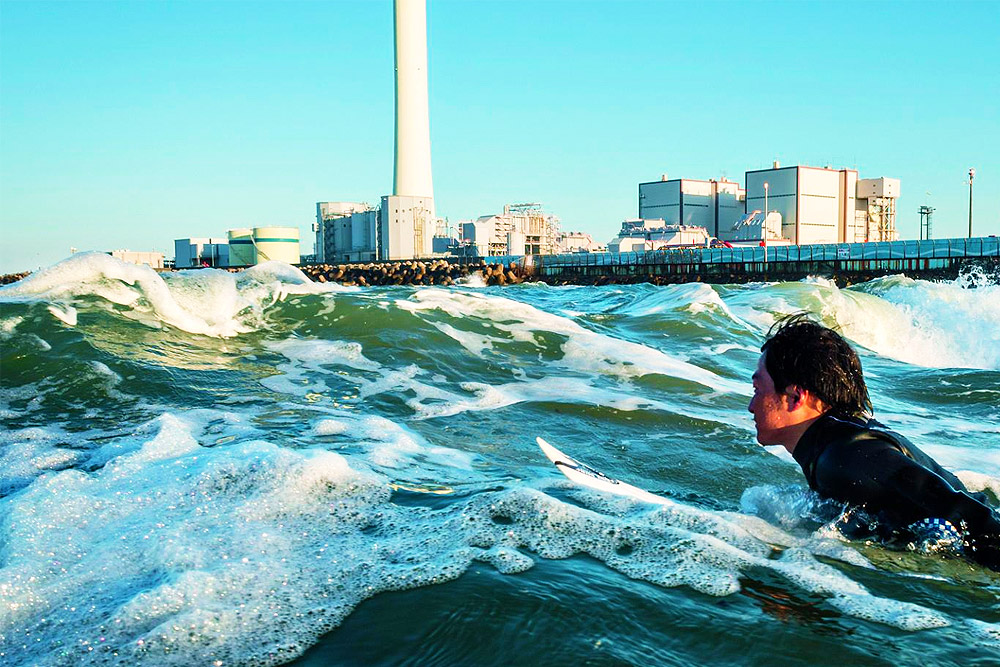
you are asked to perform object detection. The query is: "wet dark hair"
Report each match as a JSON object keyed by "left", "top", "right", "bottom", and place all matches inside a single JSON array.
[{"left": 761, "top": 313, "right": 872, "bottom": 417}]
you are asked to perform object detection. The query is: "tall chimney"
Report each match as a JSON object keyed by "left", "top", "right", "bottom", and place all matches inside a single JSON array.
[{"left": 393, "top": 0, "right": 434, "bottom": 199}]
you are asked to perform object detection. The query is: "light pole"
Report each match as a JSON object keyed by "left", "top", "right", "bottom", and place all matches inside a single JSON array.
[
  {"left": 918, "top": 205, "right": 935, "bottom": 240},
  {"left": 762, "top": 182, "right": 770, "bottom": 255},
  {"left": 968, "top": 168, "right": 975, "bottom": 238}
]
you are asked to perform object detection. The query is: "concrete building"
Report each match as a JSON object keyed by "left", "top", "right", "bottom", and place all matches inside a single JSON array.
[
  {"left": 109, "top": 250, "right": 165, "bottom": 269},
  {"left": 557, "top": 231, "right": 601, "bottom": 253},
  {"left": 744, "top": 163, "right": 899, "bottom": 245},
  {"left": 460, "top": 203, "right": 559, "bottom": 257},
  {"left": 315, "top": 202, "right": 378, "bottom": 263},
  {"left": 728, "top": 211, "right": 789, "bottom": 246},
  {"left": 174, "top": 238, "right": 229, "bottom": 268},
  {"left": 638, "top": 176, "right": 745, "bottom": 240},
  {"left": 379, "top": 195, "right": 435, "bottom": 260},
  {"left": 381, "top": 0, "right": 437, "bottom": 260},
  {"left": 607, "top": 220, "right": 713, "bottom": 253},
  {"left": 432, "top": 219, "right": 459, "bottom": 254},
  {"left": 857, "top": 177, "right": 901, "bottom": 243}
]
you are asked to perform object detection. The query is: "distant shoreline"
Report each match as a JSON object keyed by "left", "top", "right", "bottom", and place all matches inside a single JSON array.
[{"left": 3, "top": 251, "right": 997, "bottom": 289}]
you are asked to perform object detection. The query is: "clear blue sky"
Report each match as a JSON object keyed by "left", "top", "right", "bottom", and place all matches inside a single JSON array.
[{"left": 1, "top": 0, "right": 998, "bottom": 273}]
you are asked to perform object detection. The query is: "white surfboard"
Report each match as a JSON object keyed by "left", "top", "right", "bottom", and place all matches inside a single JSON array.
[{"left": 536, "top": 437, "right": 673, "bottom": 506}]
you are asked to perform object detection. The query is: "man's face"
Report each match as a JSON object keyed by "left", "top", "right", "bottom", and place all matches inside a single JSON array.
[{"left": 748, "top": 353, "right": 795, "bottom": 446}]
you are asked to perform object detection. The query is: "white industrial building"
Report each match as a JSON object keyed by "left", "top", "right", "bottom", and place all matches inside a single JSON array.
[
  {"left": 315, "top": 202, "right": 378, "bottom": 263},
  {"left": 175, "top": 227, "right": 300, "bottom": 269},
  {"left": 174, "top": 238, "right": 230, "bottom": 268},
  {"left": 744, "top": 163, "right": 899, "bottom": 245},
  {"left": 607, "top": 220, "right": 713, "bottom": 253},
  {"left": 856, "top": 177, "right": 901, "bottom": 243},
  {"left": 638, "top": 163, "right": 901, "bottom": 247},
  {"left": 638, "top": 177, "right": 745, "bottom": 241},
  {"left": 379, "top": 195, "right": 435, "bottom": 260},
  {"left": 728, "top": 211, "right": 790, "bottom": 246},
  {"left": 109, "top": 250, "right": 165, "bottom": 269},
  {"left": 557, "top": 231, "right": 601, "bottom": 253},
  {"left": 461, "top": 203, "right": 559, "bottom": 257}
]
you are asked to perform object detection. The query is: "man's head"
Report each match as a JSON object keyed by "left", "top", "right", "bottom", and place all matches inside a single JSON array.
[{"left": 749, "top": 314, "right": 871, "bottom": 450}]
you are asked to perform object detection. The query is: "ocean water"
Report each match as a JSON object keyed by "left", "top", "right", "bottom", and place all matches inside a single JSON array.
[{"left": 1, "top": 252, "right": 998, "bottom": 666}]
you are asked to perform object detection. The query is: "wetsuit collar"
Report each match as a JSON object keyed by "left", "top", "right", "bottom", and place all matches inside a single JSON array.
[
  {"left": 791, "top": 413, "right": 869, "bottom": 488},
  {"left": 791, "top": 416, "right": 825, "bottom": 485}
]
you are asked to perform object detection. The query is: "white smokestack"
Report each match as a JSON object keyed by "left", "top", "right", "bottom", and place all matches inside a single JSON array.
[{"left": 393, "top": 0, "right": 434, "bottom": 199}]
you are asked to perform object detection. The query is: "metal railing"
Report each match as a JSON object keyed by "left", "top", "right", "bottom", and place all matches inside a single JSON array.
[{"left": 532, "top": 236, "right": 1000, "bottom": 269}]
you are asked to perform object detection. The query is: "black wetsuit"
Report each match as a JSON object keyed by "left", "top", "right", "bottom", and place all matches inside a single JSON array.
[{"left": 793, "top": 413, "right": 1000, "bottom": 571}]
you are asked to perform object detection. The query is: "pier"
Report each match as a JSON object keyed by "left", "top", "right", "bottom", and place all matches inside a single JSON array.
[
  {"left": 2, "top": 237, "right": 996, "bottom": 288},
  {"left": 301, "top": 237, "right": 999, "bottom": 287},
  {"left": 521, "top": 236, "right": 1000, "bottom": 287}
]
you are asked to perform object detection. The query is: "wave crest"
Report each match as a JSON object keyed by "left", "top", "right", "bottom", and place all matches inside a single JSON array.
[{"left": 0, "top": 254, "right": 340, "bottom": 338}]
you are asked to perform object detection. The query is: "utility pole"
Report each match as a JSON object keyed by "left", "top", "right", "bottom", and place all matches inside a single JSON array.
[{"left": 968, "top": 167, "right": 975, "bottom": 238}]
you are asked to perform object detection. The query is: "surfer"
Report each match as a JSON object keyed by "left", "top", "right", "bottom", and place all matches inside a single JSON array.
[{"left": 749, "top": 314, "right": 1000, "bottom": 571}]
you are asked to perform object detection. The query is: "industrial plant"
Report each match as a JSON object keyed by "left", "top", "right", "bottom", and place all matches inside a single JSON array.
[
  {"left": 174, "top": 226, "right": 300, "bottom": 268},
  {"left": 165, "top": 0, "right": 942, "bottom": 271},
  {"left": 303, "top": 0, "right": 912, "bottom": 269},
  {"left": 625, "top": 162, "right": 900, "bottom": 253}
]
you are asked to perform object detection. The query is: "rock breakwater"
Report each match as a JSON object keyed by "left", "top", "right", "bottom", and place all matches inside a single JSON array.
[
  {"left": 299, "top": 259, "right": 529, "bottom": 287},
  {"left": 0, "top": 260, "right": 532, "bottom": 288}
]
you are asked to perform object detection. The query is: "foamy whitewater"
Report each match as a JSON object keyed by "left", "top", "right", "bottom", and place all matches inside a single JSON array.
[{"left": 1, "top": 253, "right": 998, "bottom": 666}]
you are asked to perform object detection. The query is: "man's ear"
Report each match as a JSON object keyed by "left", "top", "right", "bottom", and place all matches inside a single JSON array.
[
  {"left": 783, "top": 384, "right": 806, "bottom": 409},
  {"left": 784, "top": 385, "right": 825, "bottom": 413}
]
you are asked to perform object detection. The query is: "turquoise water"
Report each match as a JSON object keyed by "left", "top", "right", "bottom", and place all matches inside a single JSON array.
[{"left": 1, "top": 252, "right": 998, "bottom": 666}]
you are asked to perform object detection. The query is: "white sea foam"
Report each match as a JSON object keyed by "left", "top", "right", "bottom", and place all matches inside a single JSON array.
[
  {"left": 430, "top": 321, "right": 495, "bottom": 356},
  {"left": 0, "top": 410, "right": 444, "bottom": 666},
  {"left": 861, "top": 274, "right": 1000, "bottom": 370},
  {"left": 0, "top": 425, "right": 84, "bottom": 495},
  {"left": 619, "top": 283, "right": 757, "bottom": 335},
  {"left": 261, "top": 329, "right": 723, "bottom": 423},
  {"left": 399, "top": 288, "right": 743, "bottom": 393},
  {"left": 407, "top": 376, "right": 672, "bottom": 420},
  {"left": 47, "top": 303, "right": 78, "bottom": 325},
  {"left": 0, "top": 315, "right": 24, "bottom": 333},
  {"left": 1, "top": 404, "right": 988, "bottom": 667},
  {"left": 267, "top": 340, "right": 721, "bottom": 423},
  {"left": 0, "top": 315, "right": 52, "bottom": 353},
  {"left": 765, "top": 275, "right": 1000, "bottom": 371},
  {"left": 0, "top": 253, "right": 340, "bottom": 338},
  {"left": 314, "top": 418, "right": 351, "bottom": 436},
  {"left": 3, "top": 262, "right": 996, "bottom": 666},
  {"left": 260, "top": 338, "right": 382, "bottom": 397},
  {"left": 469, "top": 485, "right": 955, "bottom": 631},
  {"left": 956, "top": 470, "right": 1000, "bottom": 498},
  {"left": 722, "top": 273, "right": 1000, "bottom": 371}
]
